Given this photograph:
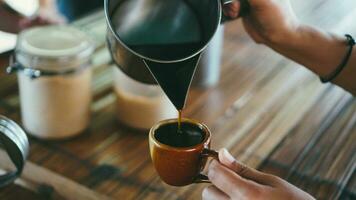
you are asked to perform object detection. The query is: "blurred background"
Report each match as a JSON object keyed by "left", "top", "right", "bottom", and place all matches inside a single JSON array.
[
  {"left": 0, "top": 0, "right": 103, "bottom": 54},
  {"left": 0, "top": 0, "right": 355, "bottom": 199}
]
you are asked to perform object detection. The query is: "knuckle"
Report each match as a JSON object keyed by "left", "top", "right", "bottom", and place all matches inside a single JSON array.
[
  {"left": 272, "top": 176, "right": 286, "bottom": 185},
  {"left": 262, "top": 173, "right": 287, "bottom": 186},
  {"left": 208, "top": 161, "right": 219, "bottom": 179},
  {"left": 248, "top": 186, "right": 266, "bottom": 200},
  {"left": 266, "top": 174, "right": 282, "bottom": 183},
  {"left": 230, "top": 181, "right": 264, "bottom": 199},
  {"left": 232, "top": 160, "right": 249, "bottom": 175}
]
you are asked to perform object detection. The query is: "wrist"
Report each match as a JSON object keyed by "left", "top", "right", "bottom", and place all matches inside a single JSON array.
[{"left": 264, "top": 23, "right": 349, "bottom": 78}]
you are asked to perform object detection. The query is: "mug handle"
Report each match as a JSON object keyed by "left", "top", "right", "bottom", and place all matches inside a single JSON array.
[
  {"left": 221, "top": 0, "right": 250, "bottom": 22},
  {"left": 194, "top": 148, "right": 219, "bottom": 183}
]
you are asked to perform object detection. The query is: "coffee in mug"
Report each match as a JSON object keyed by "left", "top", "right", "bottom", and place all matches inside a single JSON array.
[
  {"left": 149, "top": 118, "right": 217, "bottom": 186},
  {"left": 154, "top": 120, "right": 204, "bottom": 147}
]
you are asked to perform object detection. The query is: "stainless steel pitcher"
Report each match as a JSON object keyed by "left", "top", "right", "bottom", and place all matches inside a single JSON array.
[
  {"left": 105, "top": 0, "right": 249, "bottom": 109},
  {"left": 105, "top": 0, "right": 249, "bottom": 84}
]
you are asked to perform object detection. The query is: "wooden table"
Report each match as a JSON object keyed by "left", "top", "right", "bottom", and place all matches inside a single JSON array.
[{"left": 0, "top": 0, "right": 355, "bottom": 199}]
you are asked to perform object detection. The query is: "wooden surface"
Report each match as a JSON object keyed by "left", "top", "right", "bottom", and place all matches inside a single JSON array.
[{"left": 0, "top": 0, "right": 355, "bottom": 199}]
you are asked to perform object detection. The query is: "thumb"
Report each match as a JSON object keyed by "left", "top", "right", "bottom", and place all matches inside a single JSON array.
[{"left": 218, "top": 149, "right": 277, "bottom": 186}]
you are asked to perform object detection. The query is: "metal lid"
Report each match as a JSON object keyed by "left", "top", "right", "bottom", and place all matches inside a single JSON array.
[
  {"left": 0, "top": 115, "right": 29, "bottom": 188},
  {"left": 13, "top": 25, "right": 95, "bottom": 75},
  {"left": 0, "top": 31, "right": 17, "bottom": 54},
  {"left": 3, "top": 0, "right": 39, "bottom": 17}
]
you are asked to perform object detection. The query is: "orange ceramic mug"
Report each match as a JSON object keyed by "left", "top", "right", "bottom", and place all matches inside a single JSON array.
[{"left": 149, "top": 118, "right": 218, "bottom": 186}]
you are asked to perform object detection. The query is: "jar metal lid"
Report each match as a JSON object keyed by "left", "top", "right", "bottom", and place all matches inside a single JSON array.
[
  {"left": 3, "top": 0, "right": 39, "bottom": 17},
  {"left": 13, "top": 25, "right": 95, "bottom": 75},
  {"left": 0, "top": 115, "right": 29, "bottom": 187}
]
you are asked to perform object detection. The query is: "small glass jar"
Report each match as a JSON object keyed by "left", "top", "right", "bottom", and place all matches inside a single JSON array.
[
  {"left": 0, "top": 115, "right": 29, "bottom": 187},
  {"left": 113, "top": 67, "right": 177, "bottom": 130},
  {"left": 7, "top": 25, "right": 95, "bottom": 139}
]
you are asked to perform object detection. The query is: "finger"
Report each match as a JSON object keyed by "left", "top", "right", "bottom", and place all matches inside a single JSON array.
[
  {"left": 202, "top": 185, "right": 229, "bottom": 200},
  {"left": 208, "top": 160, "right": 258, "bottom": 198},
  {"left": 219, "top": 149, "right": 277, "bottom": 185},
  {"left": 223, "top": 1, "right": 240, "bottom": 18}
]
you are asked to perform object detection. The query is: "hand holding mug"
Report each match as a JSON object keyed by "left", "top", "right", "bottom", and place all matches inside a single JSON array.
[{"left": 202, "top": 149, "right": 316, "bottom": 200}]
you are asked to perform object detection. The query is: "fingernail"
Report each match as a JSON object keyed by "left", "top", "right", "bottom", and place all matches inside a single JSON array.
[{"left": 222, "top": 148, "right": 235, "bottom": 163}]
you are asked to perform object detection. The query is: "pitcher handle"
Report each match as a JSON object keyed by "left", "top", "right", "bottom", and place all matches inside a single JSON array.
[{"left": 221, "top": 0, "right": 250, "bottom": 23}]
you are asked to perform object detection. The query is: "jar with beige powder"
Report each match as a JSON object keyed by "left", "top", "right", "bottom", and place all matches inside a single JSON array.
[
  {"left": 7, "top": 25, "right": 95, "bottom": 139},
  {"left": 113, "top": 67, "right": 177, "bottom": 130}
]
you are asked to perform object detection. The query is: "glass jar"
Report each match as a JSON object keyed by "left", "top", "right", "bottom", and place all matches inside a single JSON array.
[
  {"left": 113, "top": 67, "right": 177, "bottom": 130},
  {"left": 192, "top": 26, "right": 224, "bottom": 88},
  {"left": 7, "top": 25, "right": 95, "bottom": 139},
  {"left": 0, "top": 115, "right": 29, "bottom": 187}
]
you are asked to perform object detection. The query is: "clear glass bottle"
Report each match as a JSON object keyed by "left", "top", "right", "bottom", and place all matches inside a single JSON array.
[{"left": 7, "top": 25, "right": 95, "bottom": 139}]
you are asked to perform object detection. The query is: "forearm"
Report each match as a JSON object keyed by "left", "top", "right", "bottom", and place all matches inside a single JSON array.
[{"left": 268, "top": 25, "right": 356, "bottom": 95}]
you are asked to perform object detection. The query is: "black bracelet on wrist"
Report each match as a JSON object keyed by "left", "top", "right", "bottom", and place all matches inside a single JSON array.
[{"left": 320, "top": 34, "right": 355, "bottom": 83}]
